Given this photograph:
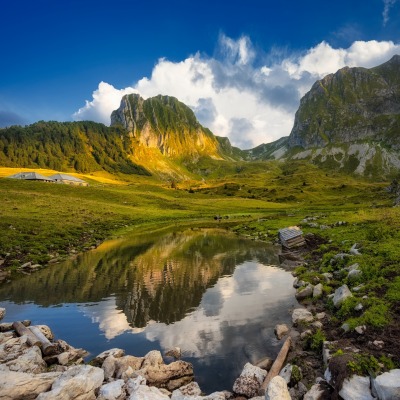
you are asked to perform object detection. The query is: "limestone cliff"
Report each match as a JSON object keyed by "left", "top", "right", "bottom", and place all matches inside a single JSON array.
[{"left": 288, "top": 55, "right": 400, "bottom": 150}]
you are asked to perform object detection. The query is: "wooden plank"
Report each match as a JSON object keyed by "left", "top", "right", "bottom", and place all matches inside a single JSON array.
[
  {"left": 12, "top": 321, "right": 41, "bottom": 347},
  {"left": 29, "top": 326, "right": 57, "bottom": 356},
  {"left": 259, "top": 336, "right": 292, "bottom": 395}
]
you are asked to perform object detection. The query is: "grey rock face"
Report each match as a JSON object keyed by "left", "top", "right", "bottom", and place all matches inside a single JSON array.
[
  {"left": 292, "top": 308, "right": 314, "bottom": 325},
  {"left": 232, "top": 362, "right": 267, "bottom": 398},
  {"left": 333, "top": 285, "right": 352, "bottom": 307},
  {"left": 274, "top": 324, "right": 289, "bottom": 340},
  {"left": 372, "top": 369, "right": 400, "bottom": 400},
  {"left": 36, "top": 364, "right": 104, "bottom": 400},
  {"left": 265, "top": 376, "right": 291, "bottom": 400},
  {"left": 339, "top": 375, "right": 374, "bottom": 400},
  {"left": 295, "top": 284, "right": 313, "bottom": 300}
]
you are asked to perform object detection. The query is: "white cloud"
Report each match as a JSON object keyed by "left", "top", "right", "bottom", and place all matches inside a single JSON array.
[
  {"left": 382, "top": 0, "right": 398, "bottom": 26},
  {"left": 73, "top": 37, "right": 400, "bottom": 148}
]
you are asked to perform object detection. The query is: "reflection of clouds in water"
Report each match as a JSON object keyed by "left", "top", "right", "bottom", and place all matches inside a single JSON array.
[
  {"left": 79, "top": 263, "right": 295, "bottom": 361},
  {"left": 80, "top": 297, "right": 149, "bottom": 339}
]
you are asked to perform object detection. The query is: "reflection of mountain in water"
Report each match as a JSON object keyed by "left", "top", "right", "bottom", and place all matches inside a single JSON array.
[{"left": 0, "top": 229, "right": 279, "bottom": 328}]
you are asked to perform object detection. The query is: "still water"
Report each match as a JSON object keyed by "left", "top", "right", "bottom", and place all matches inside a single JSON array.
[{"left": 0, "top": 228, "right": 298, "bottom": 393}]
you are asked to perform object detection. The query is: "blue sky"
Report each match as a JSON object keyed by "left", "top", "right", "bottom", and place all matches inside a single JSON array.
[{"left": 1, "top": 0, "right": 400, "bottom": 147}]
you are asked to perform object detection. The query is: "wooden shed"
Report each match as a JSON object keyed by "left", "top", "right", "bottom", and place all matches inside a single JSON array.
[{"left": 278, "top": 226, "right": 306, "bottom": 249}]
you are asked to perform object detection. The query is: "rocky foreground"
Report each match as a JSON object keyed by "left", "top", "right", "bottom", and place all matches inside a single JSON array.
[{"left": 0, "top": 304, "right": 399, "bottom": 400}]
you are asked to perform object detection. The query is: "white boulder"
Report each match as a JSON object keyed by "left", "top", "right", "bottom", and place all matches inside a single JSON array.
[
  {"left": 265, "top": 376, "right": 291, "bottom": 400},
  {"left": 292, "top": 308, "right": 314, "bottom": 325},
  {"left": 233, "top": 362, "right": 267, "bottom": 398},
  {"left": 372, "top": 369, "right": 400, "bottom": 400},
  {"left": 339, "top": 375, "right": 374, "bottom": 400},
  {"left": 333, "top": 285, "right": 352, "bottom": 307}
]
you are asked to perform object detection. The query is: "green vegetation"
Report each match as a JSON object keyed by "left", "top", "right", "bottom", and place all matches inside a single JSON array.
[{"left": 0, "top": 121, "right": 149, "bottom": 175}]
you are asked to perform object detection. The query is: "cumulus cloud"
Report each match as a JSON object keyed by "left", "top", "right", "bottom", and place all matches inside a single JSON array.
[
  {"left": 73, "top": 37, "right": 400, "bottom": 148},
  {"left": 382, "top": 0, "right": 398, "bottom": 26}
]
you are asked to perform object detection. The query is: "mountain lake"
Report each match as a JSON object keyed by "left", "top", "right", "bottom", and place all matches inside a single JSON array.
[{"left": 0, "top": 227, "right": 299, "bottom": 393}]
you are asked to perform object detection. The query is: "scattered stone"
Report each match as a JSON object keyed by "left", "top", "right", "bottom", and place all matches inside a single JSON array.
[
  {"left": 265, "top": 376, "right": 291, "bottom": 400},
  {"left": 293, "top": 278, "right": 306, "bottom": 289},
  {"left": 341, "top": 323, "right": 350, "bottom": 333},
  {"left": 6, "top": 346, "right": 47, "bottom": 374},
  {"left": 0, "top": 336, "right": 29, "bottom": 363},
  {"left": 354, "top": 325, "right": 366, "bottom": 335},
  {"left": 347, "top": 269, "right": 362, "bottom": 281},
  {"left": 274, "top": 324, "right": 289, "bottom": 340},
  {"left": 125, "top": 375, "right": 147, "bottom": 395},
  {"left": 303, "top": 383, "right": 326, "bottom": 400},
  {"left": 21, "top": 262, "right": 32, "bottom": 269},
  {"left": 312, "top": 321, "right": 323, "bottom": 330},
  {"left": 372, "top": 340, "right": 384, "bottom": 349},
  {"left": 143, "top": 350, "right": 164, "bottom": 367},
  {"left": 289, "top": 382, "right": 307, "bottom": 400},
  {"left": 322, "top": 341, "right": 335, "bottom": 367},
  {"left": 313, "top": 283, "right": 323, "bottom": 298},
  {"left": 0, "top": 308, "right": 5, "bottom": 321},
  {"left": 372, "top": 369, "right": 400, "bottom": 400},
  {"left": 300, "top": 330, "right": 312, "bottom": 339},
  {"left": 333, "top": 285, "right": 352, "bottom": 307},
  {"left": 91, "top": 348, "right": 125, "bottom": 366},
  {"left": 295, "top": 284, "right": 313, "bottom": 300},
  {"left": 278, "top": 364, "right": 292, "bottom": 384},
  {"left": 102, "top": 355, "right": 117, "bottom": 381},
  {"left": 130, "top": 384, "right": 170, "bottom": 400},
  {"left": 164, "top": 347, "right": 181, "bottom": 360},
  {"left": 98, "top": 379, "right": 125, "bottom": 400},
  {"left": 292, "top": 308, "right": 314, "bottom": 325},
  {"left": 353, "top": 284, "right": 364, "bottom": 292},
  {"left": 0, "top": 369, "right": 61, "bottom": 400},
  {"left": 321, "top": 273, "right": 333, "bottom": 282},
  {"left": 36, "top": 365, "right": 104, "bottom": 400},
  {"left": 346, "top": 263, "right": 359, "bottom": 271},
  {"left": 316, "top": 312, "right": 326, "bottom": 320},
  {"left": 255, "top": 356, "right": 273, "bottom": 371},
  {"left": 349, "top": 244, "right": 361, "bottom": 256},
  {"left": 232, "top": 362, "right": 267, "bottom": 398},
  {"left": 115, "top": 355, "right": 144, "bottom": 380},
  {"left": 354, "top": 303, "right": 363, "bottom": 311},
  {"left": 339, "top": 375, "right": 374, "bottom": 400},
  {"left": 139, "top": 360, "right": 194, "bottom": 390},
  {"left": 171, "top": 382, "right": 202, "bottom": 399}
]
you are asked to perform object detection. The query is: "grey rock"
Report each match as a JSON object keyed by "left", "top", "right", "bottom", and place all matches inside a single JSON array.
[
  {"left": 354, "top": 303, "right": 363, "bottom": 311},
  {"left": 129, "top": 385, "right": 170, "bottom": 400},
  {"left": 333, "top": 284, "right": 352, "bottom": 307},
  {"left": 303, "top": 383, "right": 325, "bottom": 400},
  {"left": 98, "top": 379, "right": 125, "bottom": 400},
  {"left": 312, "top": 321, "right": 323, "bottom": 330},
  {"left": 0, "top": 336, "right": 29, "bottom": 363},
  {"left": 125, "top": 375, "right": 146, "bottom": 395},
  {"left": 115, "top": 355, "right": 144, "bottom": 380},
  {"left": 36, "top": 364, "right": 104, "bottom": 400},
  {"left": 348, "top": 269, "right": 362, "bottom": 281},
  {"left": 289, "top": 382, "right": 307, "bottom": 400},
  {"left": 355, "top": 325, "right": 366, "bottom": 335},
  {"left": 316, "top": 312, "right": 326, "bottom": 320},
  {"left": 339, "top": 375, "right": 374, "bottom": 400},
  {"left": 143, "top": 350, "right": 164, "bottom": 367},
  {"left": 293, "top": 278, "right": 306, "bottom": 289},
  {"left": 102, "top": 355, "right": 117, "bottom": 381},
  {"left": 292, "top": 308, "right": 314, "bottom": 325},
  {"left": 171, "top": 382, "right": 202, "bottom": 399},
  {"left": 265, "top": 376, "right": 291, "bottom": 400},
  {"left": 6, "top": 346, "right": 47, "bottom": 374},
  {"left": 232, "top": 362, "right": 267, "bottom": 398},
  {"left": 139, "top": 360, "right": 194, "bottom": 390},
  {"left": 0, "top": 369, "right": 60, "bottom": 400},
  {"left": 274, "top": 324, "right": 289, "bottom": 340},
  {"left": 295, "top": 284, "right": 313, "bottom": 300},
  {"left": 350, "top": 244, "right": 361, "bottom": 256},
  {"left": 373, "top": 340, "right": 384, "bottom": 349},
  {"left": 0, "top": 308, "right": 5, "bottom": 321},
  {"left": 300, "top": 329, "right": 312, "bottom": 339},
  {"left": 341, "top": 323, "right": 350, "bottom": 333},
  {"left": 321, "top": 273, "right": 333, "bottom": 281},
  {"left": 92, "top": 348, "right": 125, "bottom": 366},
  {"left": 255, "top": 356, "right": 273, "bottom": 371},
  {"left": 278, "top": 363, "right": 292, "bottom": 384},
  {"left": 313, "top": 283, "right": 323, "bottom": 298},
  {"left": 372, "top": 369, "right": 400, "bottom": 400},
  {"left": 323, "top": 341, "right": 335, "bottom": 367},
  {"left": 0, "top": 331, "right": 14, "bottom": 345},
  {"left": 346, "top": 263, "right": 359, "bottom": 272},
  {"left": 165, "top": 347, "right": 181, "bottom": 360}
]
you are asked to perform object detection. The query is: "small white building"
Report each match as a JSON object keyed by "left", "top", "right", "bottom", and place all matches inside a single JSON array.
[
  {"left": 49, "top": 173, "right": 88, "bottom": 186},
  {"left": 7, "top": 172, "right": 55, "bottom": 182}
]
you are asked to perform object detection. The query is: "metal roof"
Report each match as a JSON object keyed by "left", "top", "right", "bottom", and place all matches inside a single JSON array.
[
  {"left": 49, "top": 173, "right": 86, "bottom": 183},
  {"left": 7, "top": 172, "right": 54, "bottom": 181},
  {"left": 278, "top": 227, "right": 303, "bottom": 241}
]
